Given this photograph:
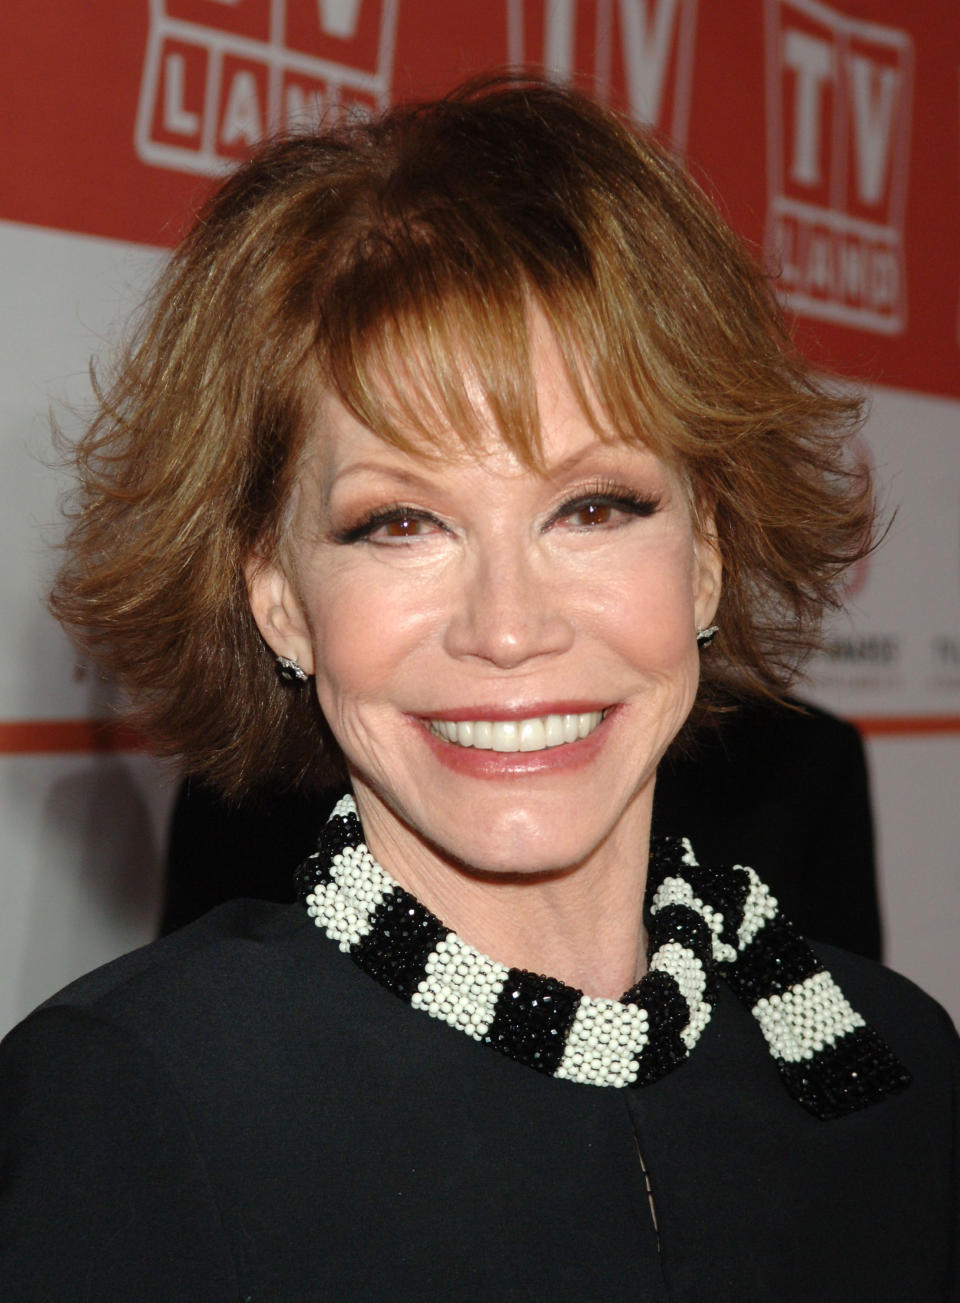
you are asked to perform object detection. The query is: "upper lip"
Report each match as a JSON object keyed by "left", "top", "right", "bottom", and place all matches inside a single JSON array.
[{"left": 416, "top": 702, "right": 613, "bottom": 722}]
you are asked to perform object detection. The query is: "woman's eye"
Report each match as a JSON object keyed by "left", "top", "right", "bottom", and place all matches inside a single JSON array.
[
  {"left": 374, "top": 515, "right": 430, "bottom": 539},
  {"left": 332, "top": 508, "right": 445, "bottom": 546},
  {"left": 555, "top": 494, "right": 658, "bottom": 530},
  {"left": 362, "top": 511, "right": 446, "bottom": 543},
  {"left": 565, "top": 502, "right": 618, "bottom": 527}
]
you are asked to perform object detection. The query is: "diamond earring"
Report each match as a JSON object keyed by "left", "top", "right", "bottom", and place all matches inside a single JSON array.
[
  {"left": 696, "top": 625, "right": 719, "bottom": 649},
  {"left": 276, "top": 655, "right": 309, "bottom": 683}
]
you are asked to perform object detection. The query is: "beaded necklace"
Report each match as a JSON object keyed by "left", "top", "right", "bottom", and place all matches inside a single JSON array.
[{"left": 295, "top": 794, "right": 910, "bottom": 1119}]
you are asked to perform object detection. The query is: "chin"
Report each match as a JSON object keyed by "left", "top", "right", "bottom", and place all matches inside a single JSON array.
[{"left": 410, "top": 783, "right": 636, "bottom": 880}]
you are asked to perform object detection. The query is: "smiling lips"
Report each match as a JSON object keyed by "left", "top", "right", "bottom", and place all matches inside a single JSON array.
[{"left": 426, "top": 710, "right": 605, "bottom": 753}]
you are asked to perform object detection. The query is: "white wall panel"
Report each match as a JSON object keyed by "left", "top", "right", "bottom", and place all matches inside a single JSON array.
[
  {"left": 0, "top": 752, "right": 174, "bottom": 1034},
  {"left": 0, "top": 220, "right": 163, "bottom": 718},
  {"left": 808, "top": 385, "right": 960, "bottom": 719},
  {"left": 867, "top": 735, "right": 960, "bottom": 1022}
]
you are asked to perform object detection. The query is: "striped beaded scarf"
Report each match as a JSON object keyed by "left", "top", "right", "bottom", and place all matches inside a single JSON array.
[{"left": 295, "top": 794, "right": 910, "bottom": 1119}]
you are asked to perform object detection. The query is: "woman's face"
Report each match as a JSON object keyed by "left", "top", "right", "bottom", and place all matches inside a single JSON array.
[{"left": 249, "top": 324, "right": 720, "bottom": 881}]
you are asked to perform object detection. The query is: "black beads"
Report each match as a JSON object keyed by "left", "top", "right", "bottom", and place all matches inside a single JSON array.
[
  {"left": 352, "top": 889, "right": 447, "bottom": 1000},
  {"left": 485, "top": 970, "right": 581, "bottom": 1075},
  {"left": 628, "top": 971, "right": 691, "bottom": 1087},
  {"left": 647, "top": 904, "right": 714, "bottom": 968},
  {"left": 294, "top": 807, "right": 364, "bottom": 899},
  {"left": 724, "top": 916, "right": 822, "bottom": 1005},
  {"left": 777, "top": 1026, "right": 912, "bottom": 1120}
]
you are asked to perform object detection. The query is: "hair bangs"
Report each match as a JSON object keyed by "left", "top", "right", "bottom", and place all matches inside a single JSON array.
[
  {"left": 313, "top": 204, "right": 551, "bottom": 466},
  {"left": 314, "top": 253, "right": 672, "bottom": 478}
]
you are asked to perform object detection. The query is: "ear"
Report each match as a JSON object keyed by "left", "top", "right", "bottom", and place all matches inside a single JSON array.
[
  {"left": 692, "top": 516, "right": 722, "bottom": 631},
  {"left": 245, "top": 554, "right": 316, "bottom": 677}
]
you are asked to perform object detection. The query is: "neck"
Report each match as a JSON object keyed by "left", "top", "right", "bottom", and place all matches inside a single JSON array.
[{"left": 351, "top": 786, "right": 653, "bottom": 998}]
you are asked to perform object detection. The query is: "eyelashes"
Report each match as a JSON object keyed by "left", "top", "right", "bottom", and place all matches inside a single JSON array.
[
  {"left": 544, "top": 481, "right": 661, "bottom": 530},
  {"left": 330, "top": 505, "right": 447, "bottom": 545},
  {"left": 331, "top": 479, "right": 662, "bottom": 545}
]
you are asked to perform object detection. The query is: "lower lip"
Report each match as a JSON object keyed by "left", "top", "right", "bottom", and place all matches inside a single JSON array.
[{"left": 416, "top": 709, "right": 618, "bottom": 780}]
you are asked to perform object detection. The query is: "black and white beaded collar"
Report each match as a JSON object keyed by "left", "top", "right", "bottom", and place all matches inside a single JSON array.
[{"left": 295, "top": 794, "right": 910, "bottom": 1120}]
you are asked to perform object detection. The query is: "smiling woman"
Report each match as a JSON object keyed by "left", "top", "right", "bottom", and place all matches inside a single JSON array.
[
  {"left": 2, "top": 75, "right": 957, "bottom": 1301},
  {"left": 245, "top": 320, "right": 719, "bottom": 993}
]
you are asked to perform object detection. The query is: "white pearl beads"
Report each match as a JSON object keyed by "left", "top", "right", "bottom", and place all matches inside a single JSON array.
[
  {"left": 306, "top": 843, "right": 391, "bottom": 952},
  {"left": 752, "top": 971, "right": 866, "bottom": 1063},
  {"left": 736, "top": 866, "right": 779, "bottom": 950},
  {"left": 555, "top": 998, "right": 649, "bottom": 1087},
  {"left": 411, "top": 934, "right": 507, "bottom": 1040}
]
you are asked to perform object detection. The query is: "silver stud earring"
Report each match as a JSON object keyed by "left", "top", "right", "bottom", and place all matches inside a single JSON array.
[
  {"left": 276, "top": 655, "right": 309, "bottom": 684},
  {"left": 696, "top": 625, "right": 719, "bottom": 649}
]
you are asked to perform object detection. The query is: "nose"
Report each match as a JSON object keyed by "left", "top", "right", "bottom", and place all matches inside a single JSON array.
[{"left": 442, "top": 542, "right": 575, "bottom": 669}]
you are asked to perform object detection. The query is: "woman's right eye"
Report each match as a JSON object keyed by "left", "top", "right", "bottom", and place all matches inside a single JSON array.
[
  {"left": 369, "top": 514, "right": 436, "bottom": 541},
  {"left": 334, "top": 508, "right": 446, "bottom": 545}
]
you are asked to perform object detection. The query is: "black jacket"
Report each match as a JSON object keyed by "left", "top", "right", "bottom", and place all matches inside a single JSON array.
[{"left": 1, "top": 897, "right": 957, "bottom": 1301}]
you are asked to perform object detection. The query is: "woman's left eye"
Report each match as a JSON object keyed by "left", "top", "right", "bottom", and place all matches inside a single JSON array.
[
  {"left": 371, "top": 514, "right": 436, "bottom": 540},
  {"left": 563, "top": 501, "right": 620, "bottom": 528},
  {"left": 553, "top": 493, "right": 659, "bottom": 530}
]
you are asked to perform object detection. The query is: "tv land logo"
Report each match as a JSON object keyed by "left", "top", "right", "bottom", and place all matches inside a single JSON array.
[
  {"left": 764, "top": 0, "right": 913, "bottom": 335},
  {"left": 136, "top": 0, "right": 698, "bottom": 176},
  {"left": 508, "top": 0, "right": 698, "bottom": 151},
  {"left": 135, "top": 0, "right": 399, "bottom": 175}
]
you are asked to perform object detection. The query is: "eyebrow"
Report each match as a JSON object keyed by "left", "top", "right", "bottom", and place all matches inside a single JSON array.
[
  {"left": 542, "top": 441, "right": 650, "bottom": 478},
  {"left": 321, "top": 437, "right": 651, "bottom": 497},
  {"left": 326, "top": 461, "right": 443, "bottom": 494}
]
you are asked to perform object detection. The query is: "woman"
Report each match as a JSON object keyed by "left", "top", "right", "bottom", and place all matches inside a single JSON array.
[{"left": 1, "top": 77, "right": 956, "bottom": 1300}]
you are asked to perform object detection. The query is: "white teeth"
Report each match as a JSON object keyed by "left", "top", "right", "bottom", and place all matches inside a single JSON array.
[
  {"left": 544, "top": 715, "right": 565, "bottom": 747},
  {"left": 473, "top": 720, "right": 493, "bottom": 748},
  {"left": 428, "top": 711, "right": 604, "bottom": 753},
  {"left": 519, "top": 718, "right": 546, "bottom": 751},
  {"left": 492, "top": 721, "right": 519, "bottom": 752}
]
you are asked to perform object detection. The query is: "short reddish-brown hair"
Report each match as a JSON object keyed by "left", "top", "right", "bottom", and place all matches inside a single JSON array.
[{"left": 51, "top": 75, "right": 871, "bottom": 795}]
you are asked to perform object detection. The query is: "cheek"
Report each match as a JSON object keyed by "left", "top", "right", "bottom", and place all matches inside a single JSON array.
[
  {"left": 301, "top": 567, "right": 438, "bottom": 712},
  {"left": 596, "top": 546, "right": 699, "bottom": 668}
]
